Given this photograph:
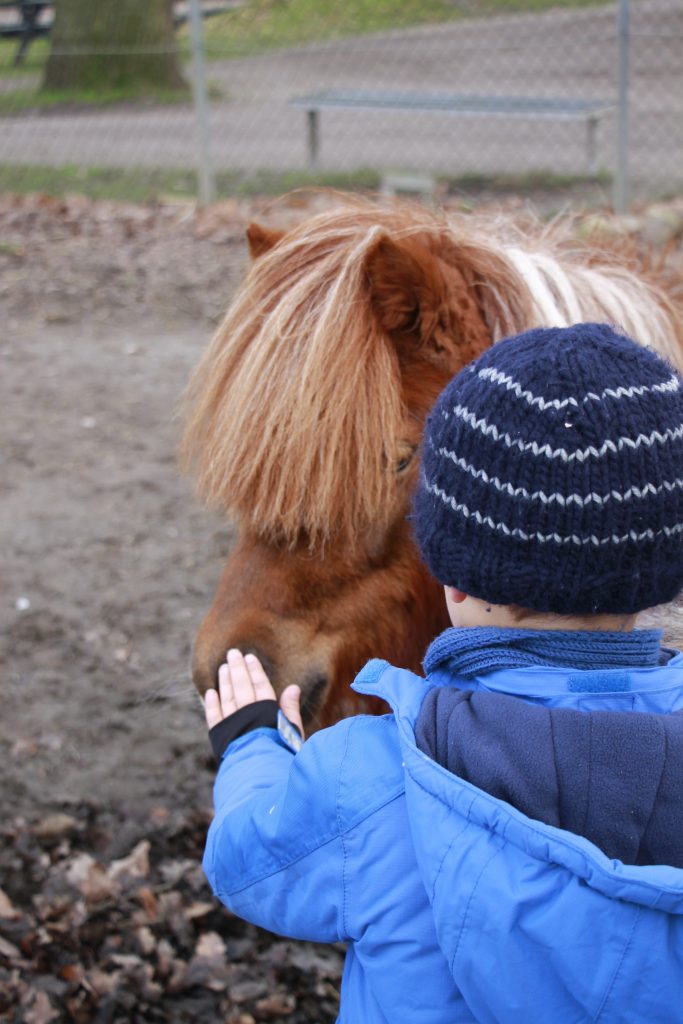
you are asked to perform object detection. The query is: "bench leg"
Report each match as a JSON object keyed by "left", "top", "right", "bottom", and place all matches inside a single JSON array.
[
  {"left": 14, "top": 5, "right": 38, "bottom": 67},
  {"left": 306, "top": 109, "right": 319, "bottom": 172},
  {"left": 586, "top": 116, "right": 598, "bottom": 177}
]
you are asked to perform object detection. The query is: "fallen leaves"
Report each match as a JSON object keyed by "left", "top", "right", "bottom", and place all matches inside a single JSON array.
[
  {"left": 0, "top": 888, "right": 20, "bottom": 921},
  {"left": 32, "top": 814, "right": 79, "bottom": 842},
  {"left": 0, "top": 803, "right": 343, "bottom": 1023},
  {"left": 23, "top": 990, "right": 59, "bottom": 1024},
  {"left": 107, "top": 839, "right": 151, "bottom": 883}
]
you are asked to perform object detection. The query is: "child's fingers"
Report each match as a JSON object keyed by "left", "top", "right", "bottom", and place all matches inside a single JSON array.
[
  {"left": 227, "top": 648, "right": 256, "bottom": 708},
  {"left": 244, "top": 652, "right": 276, "bottom": 702},
  {"left": 280, "top": 684, "right": 305, "bottom": 740},
  {"left": 204, "top": 688, "right": 223, "bottom": 730},
  {"left": 218, "top": 661, "right": 238, "bottom": 717}
]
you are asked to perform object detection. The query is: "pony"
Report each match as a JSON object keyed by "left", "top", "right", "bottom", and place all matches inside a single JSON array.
[{"left": 183, "top": 195, "right": 683, "bottom": 727}]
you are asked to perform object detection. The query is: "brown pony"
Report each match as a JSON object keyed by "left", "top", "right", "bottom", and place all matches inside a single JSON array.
[{"left": 183, "top": 195, "right": 683, "bottom": 726}]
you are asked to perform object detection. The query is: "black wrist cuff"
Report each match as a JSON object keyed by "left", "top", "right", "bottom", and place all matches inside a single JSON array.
[{"left": 208, "top": 699, "right": 279, "bottom": 762}]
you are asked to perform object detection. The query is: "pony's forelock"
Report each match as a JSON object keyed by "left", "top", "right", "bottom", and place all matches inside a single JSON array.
[
  {"left": 183, "top": 196, "right": 683, "bottom": 549},
  {"left": 183, "top": 202, "right": 420, "bottom": 549}
]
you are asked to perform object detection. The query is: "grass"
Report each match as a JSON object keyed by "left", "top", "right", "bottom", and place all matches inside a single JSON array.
[
  {"left": 443, "top": 168, "right": 612, "bottom": 193},
  {"left": 0, "top": 37, "right": 49, "bottom": 77},
  {"left": 0, "top": 164, "right": 196, "bottom": 203},
  {"left": 0, "top": 162, "right": 608, "bottom": 205},
  {"left": 0, "top": 84, "right": 191, "bottom": 115},
  {"left": 197, "top": 0, "right": 613, "bottom": 56},
  {"left": 0, "top": 163, "right": 385, "bottom": 203}
]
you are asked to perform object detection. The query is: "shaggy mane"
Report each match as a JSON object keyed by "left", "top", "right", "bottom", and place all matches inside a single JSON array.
[{"left": 182, "top": 196, "right": 683, "bottom": 549}]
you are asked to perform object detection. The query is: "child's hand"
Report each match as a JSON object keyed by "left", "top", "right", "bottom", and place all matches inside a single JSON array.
[{"left": 204, "top": 649, "right": 305, "bottom": 740}]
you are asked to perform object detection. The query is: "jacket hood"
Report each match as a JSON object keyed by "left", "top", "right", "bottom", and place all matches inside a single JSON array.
[
  {"left": 353, "top": 658, "right": 683, "bottom": 1024},
  {"left": 415, "top": 684, "right": 683, "bottom": 867}
]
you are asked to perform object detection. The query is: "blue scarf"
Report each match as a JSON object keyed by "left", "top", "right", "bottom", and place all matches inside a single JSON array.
[{"left": 423, "top": 626, "right": 666, "bottom": 678}]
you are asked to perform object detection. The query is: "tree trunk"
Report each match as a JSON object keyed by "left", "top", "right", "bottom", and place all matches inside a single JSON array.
[{"left": 43, "top": 0, "right": 186, "bottom": 93}]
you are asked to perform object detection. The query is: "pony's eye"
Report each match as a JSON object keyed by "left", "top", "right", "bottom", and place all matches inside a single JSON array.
[
  {"left": 395, "top": 444, "right": 417, "bottom": 474},
  {"left": 406, "top": 305, "right": 421, "bottom": 334}
]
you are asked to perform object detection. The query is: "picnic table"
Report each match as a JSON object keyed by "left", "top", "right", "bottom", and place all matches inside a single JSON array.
[
  {"left": 0, "top": 1, "right": 53, "bottom": 66},
  {"left": 0, "top": 2, "right": 237, "bottom": 67}
]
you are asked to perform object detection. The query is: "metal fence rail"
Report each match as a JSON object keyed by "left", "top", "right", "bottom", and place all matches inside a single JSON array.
[{"left": 0, "top": 0, "right": 680, "bottom": 209}]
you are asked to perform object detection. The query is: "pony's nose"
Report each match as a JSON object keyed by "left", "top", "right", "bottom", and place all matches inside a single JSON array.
[
  {"left": 236, "top": 645, "right": 276, "bottom": 683},
  {"left": 192, "top": 627, "right": 278, "bottom": 694},
  {"left": 299, "top": 672, "right": 329, "bottom": 725}
]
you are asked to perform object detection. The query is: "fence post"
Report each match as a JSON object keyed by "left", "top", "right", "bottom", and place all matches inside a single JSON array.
[
  {"left": 614, "top": 0, "right": 630, "bottom": 213},
  {"left": 188, "top": 0, "right": 216, "bottom": 206}
]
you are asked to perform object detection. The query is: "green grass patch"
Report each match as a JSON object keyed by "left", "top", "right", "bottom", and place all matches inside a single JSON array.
[
  {"left": 0, "top": 239, "right": 25, "bottom": 256},
  {"left": 0, "top": 84, "right": 190, "bottom": 114},
  {"left": 0, "top": 163, "right": 384, "bottom": 202},
  {"left": 0, "top": 162, "right": 611, "bottom": 206},
  {"left": 197, "top": 0, "right": 612, "bottom": 57},
  {"left": 444, "top": 168, "right": 612, "bottom": 194},
  {"left": 0, "top": 36, "right": 50, "bottom": 77},
  {"left": 0, "top": 165, "right": 197, "bottom": 203}
]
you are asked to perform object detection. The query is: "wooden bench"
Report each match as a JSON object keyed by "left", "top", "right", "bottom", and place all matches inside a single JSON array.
[{"left": 289, "top": 89, "right": 614, "bottom": 177}]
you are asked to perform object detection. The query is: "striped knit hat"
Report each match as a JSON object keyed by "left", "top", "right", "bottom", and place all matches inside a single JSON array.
[{"left": 414, "top": 323, "right": 683, "bottom": 614}]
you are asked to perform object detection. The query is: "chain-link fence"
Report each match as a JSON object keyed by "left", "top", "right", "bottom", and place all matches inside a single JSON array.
[{"left": 0, "top": 0, "right": 680, "bottom": 209}]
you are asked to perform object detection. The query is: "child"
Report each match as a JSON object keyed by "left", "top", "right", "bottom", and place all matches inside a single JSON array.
[{"left": 202, "top": 322, "right": 683, "bottom": 1023}]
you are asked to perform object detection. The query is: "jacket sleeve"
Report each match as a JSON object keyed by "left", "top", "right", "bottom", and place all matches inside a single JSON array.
[{"left": 202, "top": 722, "right": 353, "bottom": 943}]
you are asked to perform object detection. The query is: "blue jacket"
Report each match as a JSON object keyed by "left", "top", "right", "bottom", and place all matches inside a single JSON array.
[{"left": 203, "top": 644, "right": 683, "bottom": 1023}]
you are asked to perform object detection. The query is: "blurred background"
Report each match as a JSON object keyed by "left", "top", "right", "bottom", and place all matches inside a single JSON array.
[
  {"left": 2, "top": 3, "right": 682, "bottom": 1023},
  {"left": 0, "top": 0, "right": 681, "bottom": 209}
]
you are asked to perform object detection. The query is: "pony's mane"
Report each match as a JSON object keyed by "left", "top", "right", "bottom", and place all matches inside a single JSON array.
[
  {"left": 495, "top": 216, "right": 683, "bottom": 368},
  {"left": 183, "top": 196, "right": 683, "bottom": 549}
]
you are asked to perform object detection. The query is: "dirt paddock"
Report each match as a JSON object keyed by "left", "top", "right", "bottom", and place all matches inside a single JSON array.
[{"left": 1, "top": 190, "right": 682, "bottom": 1022}]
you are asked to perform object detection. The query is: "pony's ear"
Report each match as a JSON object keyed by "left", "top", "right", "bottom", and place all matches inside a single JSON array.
[
  {"left": 246, "top": 223, "right": 286, "bottom": 260},
  {"left": 364, "top": 234, "right": 440, "bottom": 341},
  {"left": 365, "top": 233, "right": 491, "bottom": 367}
]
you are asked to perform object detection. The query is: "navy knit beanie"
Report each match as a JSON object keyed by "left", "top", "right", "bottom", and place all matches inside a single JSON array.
[{"left": 414, "top": 323, "right": 683, "bottom": 615}]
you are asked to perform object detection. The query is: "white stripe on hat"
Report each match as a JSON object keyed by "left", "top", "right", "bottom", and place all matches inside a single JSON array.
[
  {"left": 477, "top": 367, "right": 681, "bottom": 412},
  {"left": 445, "top": 404, "right": 683, "bottom": 462},
  {"left": 425, "top": 479, "right": 683, "bottom": 546},
  {"left": 434, "top": 445, "right": 683, "bottom": 507}
]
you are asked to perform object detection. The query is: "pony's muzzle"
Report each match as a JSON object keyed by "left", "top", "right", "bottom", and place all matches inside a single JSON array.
[
  {"left": 299, "top": 673, "right": 330, "bottom": 725},
  {"left": 192, "top": 626, "right": 331, "bottom": 729}
]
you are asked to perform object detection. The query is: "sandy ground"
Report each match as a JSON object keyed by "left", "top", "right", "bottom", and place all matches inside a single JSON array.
[
  {"left": 0, "top": 195, "right": 258, "bottom": 823},
  {"left": 2, "top": 319, "right": 224, "bottom": 815}
]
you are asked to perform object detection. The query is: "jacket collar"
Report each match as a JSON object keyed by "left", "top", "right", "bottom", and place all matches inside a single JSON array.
[{"left": 352, "top": 648, "right": 683, "bottom": 712}]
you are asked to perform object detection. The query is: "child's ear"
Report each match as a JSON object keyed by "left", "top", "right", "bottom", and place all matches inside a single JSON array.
[
  {"left": 445, "top": 586, "right": 467, "bottom": 605},
  {"left": 246, "top": 223, "right": 286, "bottom": 260}
]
